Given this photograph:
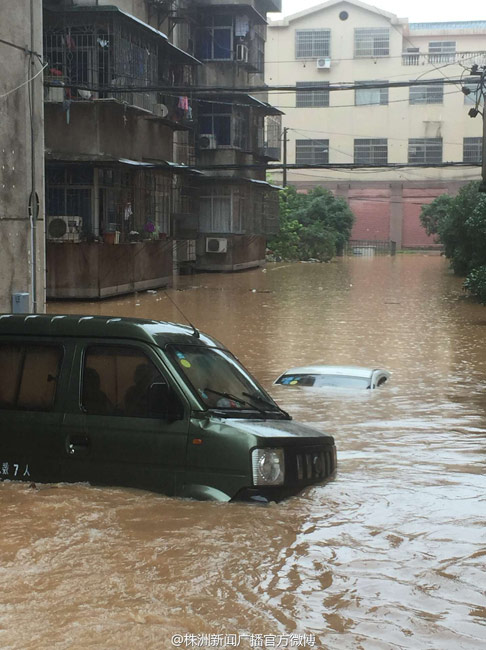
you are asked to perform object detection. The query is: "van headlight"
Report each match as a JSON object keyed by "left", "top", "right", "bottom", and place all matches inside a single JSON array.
[{"left": 252, "top": 448, "right": 285, "bottom": 486}]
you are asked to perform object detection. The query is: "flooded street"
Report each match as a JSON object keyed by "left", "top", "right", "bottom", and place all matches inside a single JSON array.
[{"left": 2, "top": 255, "right": 486, "bottom": 649}]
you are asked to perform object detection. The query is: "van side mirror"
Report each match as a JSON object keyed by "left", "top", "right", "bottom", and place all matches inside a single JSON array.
[{"left": 149, "top": 383, "right": 184, "bottom": 422}]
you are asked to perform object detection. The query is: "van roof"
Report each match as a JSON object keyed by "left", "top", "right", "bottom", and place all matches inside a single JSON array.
[{"left": 0, "top": 314, "right": 219, "bottom": 348}]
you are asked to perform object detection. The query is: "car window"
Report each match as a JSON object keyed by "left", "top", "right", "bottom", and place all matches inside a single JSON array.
[
  {"left": 82, "top": 345, "right": 167, "bottom": 418},
  {"left": 0, "top": 343, "right": 63, "bottom": 411},
  {"left": 278, "top": 374, "right": 370, "bottom": 389}
]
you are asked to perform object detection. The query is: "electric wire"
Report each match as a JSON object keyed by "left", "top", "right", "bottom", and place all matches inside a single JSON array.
[{"left": 0, "top": 62, "right": 48, "bottom": 101}]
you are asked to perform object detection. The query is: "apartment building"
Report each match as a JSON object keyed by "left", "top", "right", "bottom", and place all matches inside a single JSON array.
[
  {"left": 178, "top": 0, "right": 283, "bottom": 271},
  {"left": 42, "top": 0, "right": 282, "bottom": 299},
  {"left": 266, "top": 0, "right": 486, "bottom": 249}
]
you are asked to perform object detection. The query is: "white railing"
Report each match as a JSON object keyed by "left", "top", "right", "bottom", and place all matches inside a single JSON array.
[{"left": 402, "top": 51, "right": 486, "bottom": 66}]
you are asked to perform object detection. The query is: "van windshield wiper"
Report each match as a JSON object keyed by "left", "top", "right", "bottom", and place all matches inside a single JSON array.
[
  {"left": 242, "top": 391, "right": 291, "bottom": 419},
  {"left": 203, "top": 388, "right": 266, "bottom": 415}
]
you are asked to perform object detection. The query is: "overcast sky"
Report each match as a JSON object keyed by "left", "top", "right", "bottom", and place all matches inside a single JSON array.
[{"left": 276, "top": 0, "right": 486, "bottom": 22}]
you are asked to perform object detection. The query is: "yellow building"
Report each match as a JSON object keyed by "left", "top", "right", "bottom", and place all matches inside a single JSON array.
[{"left": 266, "top": 0, "right": 486, "bottom": 248}]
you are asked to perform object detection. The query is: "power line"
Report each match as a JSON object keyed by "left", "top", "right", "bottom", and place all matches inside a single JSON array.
[
  {"left": 45, "top": 76, "right": 481, "bottom": 96},
  {"left": 196, "top": 161, "right": 481, "bottom": 171}
]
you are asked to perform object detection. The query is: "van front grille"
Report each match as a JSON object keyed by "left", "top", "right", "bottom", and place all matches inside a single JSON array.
[{"left": 288, "top": 445, "right": 335, "bottom": 484}]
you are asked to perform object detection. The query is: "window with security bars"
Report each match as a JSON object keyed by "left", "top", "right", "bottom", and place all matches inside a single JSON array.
[
  {"left": 199, "top": 188, "right": 233, "bottom": 232},
  {"left": 295, "top": 29, "right": 331, "bottom": 58},
  {"left": 428, "top": 41, "right": 456, "bottom": 63},
  {"left": 296, "top": 82, "right": 330, "bottom": 107},
  {"left": 295, "top": 140, "right": 329, "bottom": 165},
  {"left": 354, "top": 139, "right": 388, "bottom": 164},
  {"left": 408, "top": 138, "right": 443, "bottom": 164},
  {"left": 463, "top": 138, "right": 482, "bottom": 163},
  {"left": 409, "top": 83, "right": 444, "bottom": 104},
  {"left": 355, "top": 81, "right": 388, "bottom": 106},
  {"left": 354, "top": 28, "right": 389, "bottom": 57}
]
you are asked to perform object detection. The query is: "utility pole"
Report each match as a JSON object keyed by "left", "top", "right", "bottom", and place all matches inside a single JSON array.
[
  {"left": 481, "top": 67, "right": 486, "bottom": 193},
  {"left": 282, "top": 127, "right": 288, "bottom": 187},
  {"left": 466, "top": 65, "right": 486, "bottom": 192}
]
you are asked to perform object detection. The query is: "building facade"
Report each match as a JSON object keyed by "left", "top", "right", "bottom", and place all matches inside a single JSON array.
[
  {"left": 175, "top": 0, "right": 282, "bottom": 271},
  {"left": 0, "top": 0, "right": 45, "bottom": 313},
  {"left": 41, "top": 0, "right": 282, "bottom": 299},
  {"left": 266, "top": 0, "right": 486, "bottom": 249}
]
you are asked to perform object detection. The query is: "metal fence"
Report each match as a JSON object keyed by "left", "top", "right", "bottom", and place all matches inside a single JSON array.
[{"left": 344, "top": 239, "right": 396, "bottom": 256}]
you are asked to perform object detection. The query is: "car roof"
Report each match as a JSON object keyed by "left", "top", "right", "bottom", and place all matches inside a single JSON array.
[
  {"left": 278, "top": 365, "right": 388, "bottom": 379},
  {"left": 0, "top": 314, "right": 221, "bottom": 348}
]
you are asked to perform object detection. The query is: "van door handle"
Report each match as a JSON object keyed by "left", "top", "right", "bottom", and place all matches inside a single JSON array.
[{"left": 67, "top": 435, "right": 90, "bottom": 455}]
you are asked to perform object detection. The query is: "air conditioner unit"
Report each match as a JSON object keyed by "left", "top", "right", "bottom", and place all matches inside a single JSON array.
[
  {"left": 47, "top": 216, "right": 83, "bottom": 242},
  {"left": 236, "top": 43, "right": 249, "bottom": 63},
  {"left": 316, "top": 57, "right": 331, "bottom": 69},
  {"left": 198, "top": 134, "right": 217, "bottom": 150},
  {"left": 45, "top": 84, "right": 65, "bottom": 102},
  {"left": 206, "top": 237, "right": 228, "bottom": 253},
  {"left": 153, "top": 103, "right": 169, "bottom": 118}
]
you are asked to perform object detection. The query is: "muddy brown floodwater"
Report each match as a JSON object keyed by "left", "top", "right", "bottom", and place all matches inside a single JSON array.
[{"left": 1, "top": 255, "right": 485, "bottom": 650}]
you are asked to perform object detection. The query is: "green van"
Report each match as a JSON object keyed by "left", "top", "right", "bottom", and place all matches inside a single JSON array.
[{"left": 0, "top": 314, "right": 336, "bottom": 502}]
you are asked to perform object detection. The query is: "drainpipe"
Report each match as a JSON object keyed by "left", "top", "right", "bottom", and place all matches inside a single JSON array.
[
  {"left": 282, "top": 127, "right": 288, "bottom": 187},
  {"left": 29, "top": 0, "right": 37, "bottom": 313},
  {"left": 481, "top": 68, "right": 486, "bottom": 193}
]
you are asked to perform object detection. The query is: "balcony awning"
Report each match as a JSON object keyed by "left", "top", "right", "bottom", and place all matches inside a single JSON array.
[
  {"left": 45, "top": 152, "right": 203, "bottom": 174},
  {"left": 197, "top": 92, "right": 283, "bottom": 115},
  {"left": 195, "top": 3, "right": 267, "bottom": 25}
]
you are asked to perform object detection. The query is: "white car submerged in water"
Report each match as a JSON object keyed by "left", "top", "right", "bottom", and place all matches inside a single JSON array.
[{"left": 274, "top": 365, "right": 390, "bottom": 390}]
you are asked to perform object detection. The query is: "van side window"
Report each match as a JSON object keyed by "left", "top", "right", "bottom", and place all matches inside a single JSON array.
[
  {"left": 0, "top": 343, "right": 63, "bottom": 411},
  {"left": 82, "top": 346, "right": 166, "bottom": 418}
]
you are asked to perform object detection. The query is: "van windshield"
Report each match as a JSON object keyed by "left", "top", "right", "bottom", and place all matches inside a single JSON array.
[{"left": 167, "top": 345, "right": 283, "bottom": 416}]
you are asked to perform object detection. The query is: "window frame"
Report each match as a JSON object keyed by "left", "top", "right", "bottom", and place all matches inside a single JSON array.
[
  {"left": 295, "top": 139, "right": 329, "bottom": 165},
  {"left": 196, "top": 14, "right": 234, "bottom": 61},
  {"left": 409, "top": 82, "right": 444, "bottom": 105},
  {"left": 198, "top": 102, "right": 249, "bottom": 149},
  {"left": 354, "top": 28, "right": 390, "bottom": 58},
  {"left": 0, "top": 342, "right": 64, "bottom": 412},
  {"left": 296, "top": 81, "right": 330, "bottom": 108},
  {"left": 408, "top": 138, "right": 443, "bottom": 164},
  {"left": 355, "top": 81, "right": 389, "bottom": 106},
  {"left": 81, "top": 343, "right": 170, "bottom": 418},
  {"left": 463, "top": 137, "right": 482, "bottom": 164},
  {"left": 295, "top": 29, "right": 331, "bottom": 59},
  {"left": 354, "top": 139, "right": 388, "bottom": 165},
  {"left": 199, "top": 188, "right": 234, "bottom": 233}
]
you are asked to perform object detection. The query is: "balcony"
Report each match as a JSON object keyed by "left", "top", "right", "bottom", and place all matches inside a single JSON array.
[
  {"left": 43, "top": 5, "right": 197, "bottom": 114},
  {"left": 402, "top": 50, "right": 486, "bottom": 66}
]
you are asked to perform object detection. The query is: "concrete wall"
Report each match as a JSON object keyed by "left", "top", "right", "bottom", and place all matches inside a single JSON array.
[
  {"left": 196, "top": 234, "right": 266, "bottom": 271},
  {"left": 47, "top": 241, "right": 173, "bottom": 299},
  {"left": 45, "top": 102, "right": 174, "bottom": 162},
  {"left": 0, "top": 0, "right": 45, "bottom": 313}
]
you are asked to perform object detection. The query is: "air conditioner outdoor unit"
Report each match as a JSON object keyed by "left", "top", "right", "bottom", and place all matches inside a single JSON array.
[
  {"left": 47, "top": 216, "right": 83, "bottom": 242},
  {"left": 316, "top": 57, "right": 331, "bottom": 69},
  {"left": 206, "top": 237, "right": 228, "bottom": 253},
  {"left": 236, "top": 43, "right": 249, "bottom": 63},
  {"left": 45, "top": 84, "right": 65, "bottom": 102},
  {"left": 153, "top": 103, "right": 169, "bottom": 118},
  {"left": 199, "top": 134, "right": 217, "bottom": 150}
]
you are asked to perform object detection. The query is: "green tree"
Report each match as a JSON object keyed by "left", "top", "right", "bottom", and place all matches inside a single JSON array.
[
  {"left": 419, "top": 181, "right": 486, "bottom": 302},
  {"left": 268, "top": 186, "right": 355, "bottom": 261},
  {"left": 419, "top": 181, "right": 486, "bottom": 275}
]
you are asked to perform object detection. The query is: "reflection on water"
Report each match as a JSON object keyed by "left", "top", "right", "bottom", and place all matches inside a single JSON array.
[{"left": 1, "top": 256, "right": 485, "bottom": 649}]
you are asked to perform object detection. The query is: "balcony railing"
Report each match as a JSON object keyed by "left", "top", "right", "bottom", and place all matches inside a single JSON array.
[{"left": 402, "top": 50, "right": 486, "bottom": 66}]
